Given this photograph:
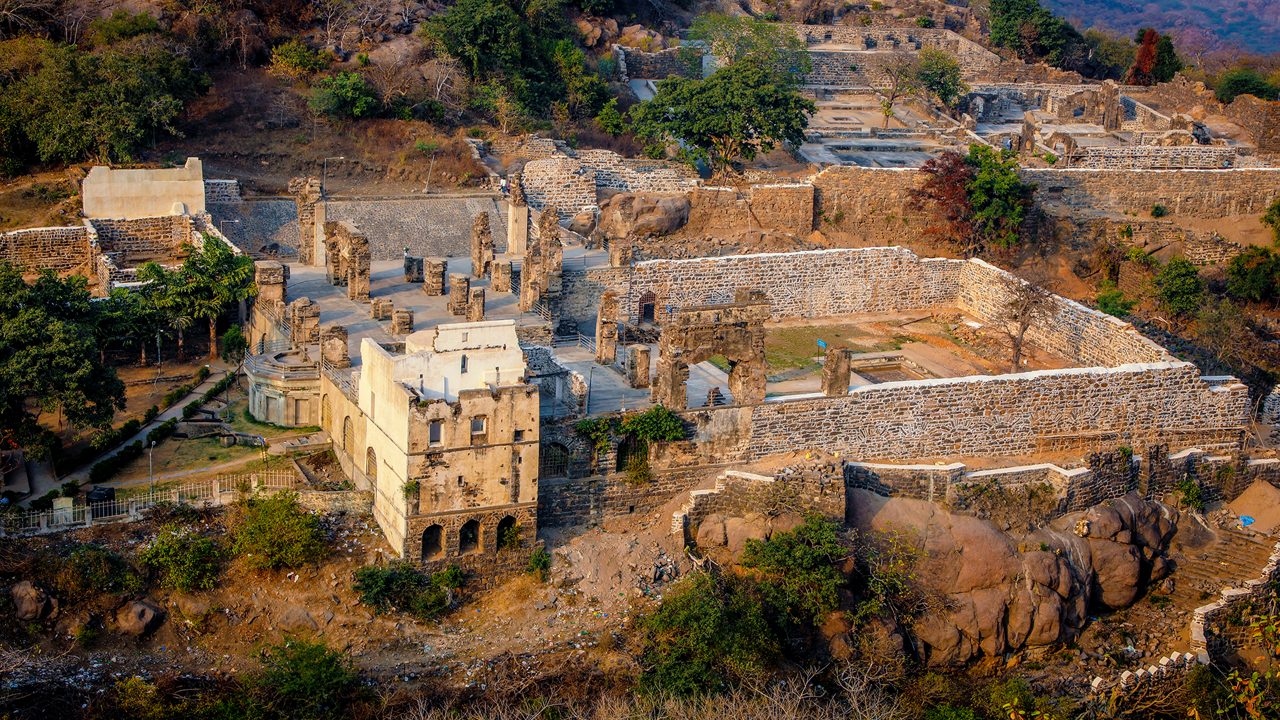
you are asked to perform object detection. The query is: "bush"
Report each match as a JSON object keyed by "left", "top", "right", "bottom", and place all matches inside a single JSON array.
[
  {"left": 60, "top": 481, "right": 79, "bottom": 497},
  {"left": 1155, "top": 257, "right": 1205, "bottom": 318},
  {"left": 594, "top": 98, "right": 625, "bottom": 136},
  {"left": 527, "top": 547, "right": 551, "bottom": 581},
  {"left": 231, "top": 492, "right": 328, "bottom": 570},
  {"left": 143, "top": 405, "right": 159, "bottom": 423},
  {"left": 138, "top": 524, "right": 222, "bottom": 592},
  {"left": 1225, "top": 246, "right": 1280, "bottom": 303},
  {"left": 1175, "top": 477, "right": 1206, "bottom": 511},
  {"left": 915, "top": 15, "right": 935, "bottom": 28},
  {"left": 353, "top": 561, "right": 463, "bottom": 620},
  {"left": 1214, "top": 67, "right": 1280, "bottom": 103},
  {"left": 30, "top": 489, "right": 59, "bottom": 511},
  {"left": 257, "top": 639, "right": 362, "bottom": 720},
  {"left": 270, "top": 40, "right": 330, "bottom": 79},
  {"left": 851, "top": 528, "right": 928, "bottom": 625},
  {"left": 88, "top": 440, "right": 143, "bottom": 483},
  {"left": 88, "top": 10, "right": 161, "bottom": 46},
  {"left": 146, "top": 418, "right": 178, "bottom": 446},
  {"left": 619, "top": 404, "right": 686, "bottom": 442},
  {"left": 1264, "top": 197, "right": 1280, "bottom": 244},
  {"left": 54, "top": 545, "right": 143, "bottom": 600},
  {"left": 310, "top": 72, "right": 380, "bottom": 120},
  {"left": 1151, "top": 203, "right": 1168, "bottom": 218},
  {"left": 638, "top": 572, "right": 778, "bottom": 697},
  {"left": 498, "top": 522, "right": 521, "bottom": 550},
  {"left": 1095, "top": 280, "right": 1136, "bottom": 317},
  {"left": 740, "top": 515, "right": 848, "bottom": 627}
]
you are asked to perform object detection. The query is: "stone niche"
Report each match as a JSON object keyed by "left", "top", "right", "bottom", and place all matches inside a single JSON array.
[{"left": 652, "top": 290, "right": 768, "bottom": 410}]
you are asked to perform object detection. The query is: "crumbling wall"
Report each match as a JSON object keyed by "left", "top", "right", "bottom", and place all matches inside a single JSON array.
[
  {"left": 811, "top": 166, "right": 929, "bottom": 242},
  {"left": 90, "top": 215, "right": 195, "bottom": 256},
  {"left": 613, "top": 45, "right": 701, "bottom": 80},
  {"left": 0, "top": 226, "right": 92, "bottom": 272},
  {"left": 1025, "top": 168, "right": 1280, "bottom": 218},
  {"left": 673, "top": 467, "right": 846, "bottom": 542}
]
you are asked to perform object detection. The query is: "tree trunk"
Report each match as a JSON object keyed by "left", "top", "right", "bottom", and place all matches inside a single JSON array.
[
  {"left": 209, "top": 319, "right": 219, "bottom": 360},
  {"left": 176, "top": 331, "right": 185, "bottom": 360}
]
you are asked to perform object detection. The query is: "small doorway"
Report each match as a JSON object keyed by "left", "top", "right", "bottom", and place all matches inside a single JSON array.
[{"left": 638, "top": 291, "right": 656, "bottom": 324}]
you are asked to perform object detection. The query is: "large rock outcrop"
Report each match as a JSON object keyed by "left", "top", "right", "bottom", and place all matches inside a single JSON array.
[
  {"left": 595, "top": 193, "right": 690, "bottom": 240},
  {"left": 847, "top": 490, "right": 1177, "bottom": 665}
]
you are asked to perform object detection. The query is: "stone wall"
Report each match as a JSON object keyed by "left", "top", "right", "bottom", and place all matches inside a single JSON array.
[
  {"left": 82, "top": 157, "right": 206, "bottom": 219},
  {"left": 811, "top": 166, "right": 930, "bottom": 242},
  {"left": 521, "top": 151, "right": 698, "bottom": 218},
  {"left": 538, "top": 464, "right": 724, "bottom": 528},
  {"left": 1025, "top": 168, "right": 1280, "bottom": 218},
  {"left": 90, "top": 215, "right": 194, "bottom": 256},
  {"left": 1068, "top": 145, "right": 1240, "bottom": 170},
  {"left": 204, "top": 179, "right": 242, "bottom": 204},
  {"left": 1223, "top": 94, "right": 1280, "bottom": 155},
  {"left": 788, "top": 24, "right": 999, "bottom": 78},
  {"left": 1192, "top": 539, "right": 1280, "bottom": 660},
  {"left": 0, "top": 226, "right": 91, "bottom": 272},
  {"left": 613, "top": 45, "right": 701, "bottom": 80},
  {"left": 673, "top": 467, "right": 846, "bottom": 542},
  {"left": 727, "top": 363, "right": 1246, "bottom": 462}
]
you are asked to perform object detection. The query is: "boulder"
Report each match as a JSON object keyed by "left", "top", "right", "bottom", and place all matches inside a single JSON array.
[
  {"left": 724, "top": 515, "right": 767, "bottom": 557},
  {"left": 10, "top": 581, "right": 57, "bottom": 622},
  {"left": 116, "top": 599, "right": 165, "bottom": 636},
  {"left": 1088, "top": 539, "right": 1143, "bottom": 608},
  {"left": 695, "top": 514, "right": 727, "bottom": 548},
  {"left": 767, "top": 512, "right": 805, "bottom": 537},
  {"left": 596, "top": 193, "right": 689, "bottom": 240},
  {"left": 276, "top": 605, "right": 318, "bottom": 631}
]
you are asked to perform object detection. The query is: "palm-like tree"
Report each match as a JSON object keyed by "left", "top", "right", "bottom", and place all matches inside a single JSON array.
[{"left": 178, "top": 235, "right": 256, "bottom": 360}]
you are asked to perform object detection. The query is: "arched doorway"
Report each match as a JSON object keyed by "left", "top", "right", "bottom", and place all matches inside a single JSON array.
[
  {"left": 365, "top": 447, "right": 377, "bottom": 481},
  {"left": 320, "top": 394, "right": 331, "bottom": 429},
  {"left": 342, "top": 416, "right": 353, "bottom": 454},
  {"left": 638, "top": 291, "right": 656, "bottom": 324},
  {"left": 422, "top": 524, "right": 443, "bottom": 561},
  {"left": 539, "top": 442, "right": 570, "bottom": 479},
  {"left": 459, "top": 519, "right": 481, "bottom": 555},
  {"left": 496, "top": 515, "right": 518, "bottom": 550}
]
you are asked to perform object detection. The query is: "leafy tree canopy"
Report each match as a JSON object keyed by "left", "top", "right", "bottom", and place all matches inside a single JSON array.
[
  {"left": 0, "top": 264, "right": 126, "bottom": 458},
  {"left": 914, "top": 48, "right": 969, "bottom": 108},
  {"left": 310, "top": 71, "right": 380, "bottom": 119},
  {"left": 138, "top": 234, "right": 256, "bottom": 360},
  {"left": 1214, "top": 67, "right": 1280, "bottom": 103},
  {"left": 686, "top": 13, "right": 812, "bottom": 81},
  {"left": 740, "top": 515, "right": 849, "bottom": 627},
  {"left": 910, "top": 144, "right": 1035, "bottom": 256},
  {"left": 630, "top": 59, "right": 815, "bottom": 175},
  {"left": 1224, "top": 246, "right": 1279, "bottom": 304},
  {"left": 1156, "top": 257, "right": 1205, "bottom": 317},
  {"left": 989, "top": 0, "right": 1090, "bottom": 74}
]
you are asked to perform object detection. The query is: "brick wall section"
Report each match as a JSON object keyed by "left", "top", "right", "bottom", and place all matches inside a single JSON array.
[
  {"left": 204, "top": 179, "right": 242, "bottom": 204},
  {"left": 521, "top": 151, "right": 698, "bottom": 217},
  {"left": 538, "top": 464, "right": 723, "bottom": 528},
  {"left": 730, "top": 362, "right": 1247, "bottom": 461},
  {"left": 1025, "top": 168, "right": 1280, "bottom": 218},
  {"left": 1070, "top": 145, "right": 1240, "bottom": 169},
  {"left": 1192, "top": 540, "right": 1280, "bottom": 660},
  {"left": 89, "top": 215, "right": 194, "bottom": 256},
  {"left": 0, "top": 226, "right": 91, "bottom": 272}
]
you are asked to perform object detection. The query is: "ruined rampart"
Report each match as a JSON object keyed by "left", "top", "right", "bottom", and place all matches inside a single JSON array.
[
  {"left": 0, "top": 226, "right": 92, "bottom": 272},
  {"left": 1025, "top": 168, "right": 1280, "bottom": 218}
]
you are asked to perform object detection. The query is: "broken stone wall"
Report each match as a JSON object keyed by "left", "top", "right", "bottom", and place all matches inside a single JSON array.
[
  {"left": 613, "top": 45, "right": 701, "bottom": 80},
  {"left": 1025, "top": 168, "right": 1280, "bottom": 218},
  {"left": 0, "top": 226, "right": 92, "bottom": 273},
  {"left": 811, "top": 166, "right": 930, "bottom": 242},
  {"left": 90, "top": 215, "right": 195, "bottom": 257}
]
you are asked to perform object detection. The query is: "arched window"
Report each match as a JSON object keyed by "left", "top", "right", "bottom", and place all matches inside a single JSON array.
[
  {"left": 496, "top": 515, "right": 518, "bottom": 551},
  {"left": 365, "top": 447, "right": 377, "bottom": 481},
  {"left": 539, "top": 442, "right": 570, "bottom": 479},
  {"left": 459, "top": 518, "right": 481, "bottom": 555},
  {"left": 342, "top": 416, "right": 353, "bottom": 453},
  {"left": 320, "top": 395, "right": 331, "bottom": 429},
  {"left": 422, "top": 524, "right": 443, "bottom": 561}
]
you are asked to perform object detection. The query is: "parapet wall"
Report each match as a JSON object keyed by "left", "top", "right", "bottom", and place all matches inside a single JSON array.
[
  {"left": 521, "top": 150, "right": 698, "bottom": 218},
  {"left": 1025, "top": 168, "right": 1280, "bottom": 218},
  {"left": 727, "top": 362, "right": 1247, "bottom": 462},
  {"left": 0, "top": 226, "right": 92, "bottom": 272},
  {"left": 82, "top": 157, "right": 206, "bottom": 219}
]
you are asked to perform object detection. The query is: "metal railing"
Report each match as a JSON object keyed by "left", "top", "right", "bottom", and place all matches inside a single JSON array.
[
  {"left": 0, "top": 471, "right": 297, "bottom": 536},
  {"left": 320, "top": 359, "right": 359, "bottom": 403},
  {"left": 529, "top": 299, "right": 552, "bottom": 322}
]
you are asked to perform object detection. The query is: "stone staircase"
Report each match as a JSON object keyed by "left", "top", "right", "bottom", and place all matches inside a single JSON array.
[{"left": 1167, "top": 526, "right": 1276, "bottom": 611}]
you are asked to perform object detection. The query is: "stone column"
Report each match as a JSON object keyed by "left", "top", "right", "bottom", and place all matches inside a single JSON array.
[
  {"left": 403, "top": 252, "right": 424, "bottom": 283},
  {"left": 491, "top": 260, "right": 512, "bottom": 293},
  {"left": 821, "top": 346, "right": 851, "bottom": 397},
  {"left": 371, "top": 298, "right": 393, "bottom": 320},
  {"left": 320, "top": 325, "right": 350, "bottom": 368},
  {"left": 254, "top": 260, "right": 286, "bottom": 305},
  {"left": 448, "top": 274, "right": 470, "bottom": 316},
  {"left": 288, "top": 177, "right": 322, "bottom": 266},
  {"left": 595, "top": 292, "right": 619, "bottom": 365},
  {"left": 628, "top": 344, "right": 651, "bottom": 389},
  {"left": 466, "top": 288, "right": 485, "bottom": 322},
  {"left": 390, "top": 309, "right": 415, "bottom": 335},
  {"left": 470, "top": 213, "right": 494, "bottom": 279},
  {"left": 423, "top": 259, "right": 447, "bottom": 296},
  {"left": 288, "top": 298, "right": 320, "bottom": 346},
  {"left": 507, "top": 173, "right": 528, "bottom": 256}
]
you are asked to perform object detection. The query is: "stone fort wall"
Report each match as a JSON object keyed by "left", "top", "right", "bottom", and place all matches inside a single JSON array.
[
  {"left": 0, "top": 226, "right": 92, "bottom": 272},
  {"left": 1026, "top": 168, "right": 1280, "bottom": 218}
]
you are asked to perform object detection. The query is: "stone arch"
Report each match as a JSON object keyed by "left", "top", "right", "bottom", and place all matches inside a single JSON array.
[
  {"left": 422, "top": 524, "right": 444, "bottom": 561},
  {"left": 342, "top": 416, "right": 353, "bottom": 454},
  {"left": 365, "top": 446, "right": 377, "bottom": 481},
  {"left": 496, "top": 515, "right": 518, "bottom": 550},
  {"left": 320, "top": 394, "right": 331, "bottom": 428},
  {"left": 459, "top": 518, "right": 481, "bottom": 555},
  {"left": 638, "top": 291, "right": 657, "bottom": 324},
  {"left": 539, "top": 442, "right": 571, "bottom": 479}
]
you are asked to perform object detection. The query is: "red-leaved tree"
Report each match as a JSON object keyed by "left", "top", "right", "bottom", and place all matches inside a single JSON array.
[{"left": 909, "top": 151, "right": 976, "bottom": 254}]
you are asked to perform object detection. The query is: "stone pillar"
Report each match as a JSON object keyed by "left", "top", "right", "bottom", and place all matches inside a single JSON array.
[
  {"left": 821, "top": 347, "right": 851, "bottom": 397},
  {"left": 319, "top": 325, "right": 350, "bottom": 368},
  {"left": 288, "top": 298, "right": 320, "bottom": 346},
  {"left": 651, "top": 351, "right": 689, "bottom": 409},
  {"left": 507, "top": 174, "right": 528, "bottom": 256},
  {"left": 595, "top": 292, "right": 619, "bottom": 365},
  {"left": 423, "top": 259, "right": 447, "bottom": 296},
  {"left": 346, "top": 233, "right": 370, "bottom": 303},
  {"left": 390, "top": 309, "right": 414, "bottom": 336},
  {"left": 288, "top": 177, "right": 322, "bottom": 266},
  {"left": 254, "top": 260, "right": 286, "bottom": 305},
  {"left": 466, "top": 288, "right": 485, "bottom": 322},
  {"left": 448, "top": 274, "right": 470, "bottom": 316},
  {"left": 491, "top": 260, "right": 512, "bottom": 293},
  {"left": 470, "top": 213, "right": 494, "bottom": 278},
  {"left": 403, "top": 252, "right": 424, "bottom": 283},
  {"left": 519, "top": 242, "right": 542, "bottom": 313},
  {"left": 609, "top": 241, "right": 632, "bottom": 268},
  {"left": 539, "top": 207, "right": 563, "bottom": 296},
  {"left": 371, "top": 298, "right": 393, "bottom": 320},
  {"left": 628, "top": 344, "right": 650, "bottom": 389}
]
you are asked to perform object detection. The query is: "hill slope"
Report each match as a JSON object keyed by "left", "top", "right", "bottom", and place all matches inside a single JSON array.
[{"left": 1044, "top": 0, "right": 1280, "bottom": 53}]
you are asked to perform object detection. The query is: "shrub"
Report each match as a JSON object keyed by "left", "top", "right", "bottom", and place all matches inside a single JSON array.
[
  {"left": 594, "top": 98, "right": 625, "bottom": 136},
  {"left": 925, "top": 706, "right": 977, "bottom": 720},
  {"left": 1095, "top": 280, "right": 1136, "bottom": 317},
  {"left": 1175, "top": 477, "right": 1206, "bottom": 511},
  {"left": 270, "top": 40, "right": 330, "bottom": 79},
  {"left": 1264, "top": 197, "right": 1280, "bottom": 244},
  {"left": 1155, "top": 257, "right": 1205, "bottom": 317},
  {"left": 527, "top": 548, "right": 551, "bottom": 581},
  {"left": 147, "top": 418, "right": 178, "bottom": 445},
  {"left": 915, "top": 15, "right": 935, "bottom": 28},
  {"left": 620, "top": 404, "right": 686, "bottom": 442},
  {"left": 88, "top": 440, "right": 143, "bottom": 483},
  {"left": 310, "top": 72, "right": 380, "bottom": 120},
  {"left": 624, "top": 454, "right": 652, "bottom": 486},
  {"left": 498, "top": 522, "right": 521, "bottom": 550},
  {"left": 54, "top": 545, "right": 143, "bottom": 600},
  {"left": 1151, "top": 203, "right": 1168, "bottom": 218},
  {"left": 231, "top": 492, "right": 328, "bottom": 570},
  {"left": 637, "top": 572, "right": 777, "bottom": 697},
  {"left": 61, "top": 481, "right": 80, "bottom": 497},
  {"left": 740, "top": 515, "right": 848, "bottom": 627},
  {"left": 1214, "top": 67, "right": 1280, "bottom": 103},
  {"left": 30, "top": 489, "right": 59, "bottom": 511},
  {"left": 257, "top": 639, "right": 362, "bottom": 720},
  {"left": 143, "top": 405, "right": 159, "bottom": 423},
  {"left": 850, "top": 528, "right": 928, "bottom": 625},
  {"left": 88, "top": 10, "right": 161, "bottom": 46},
  {"left": 1225, "top": 246, "right": 1280, "bottom": 303},
  {"left": 138, "top": 524, "right": 222, "bottom": 592},
  {"left": 353, "top": 561, "right": 463, "bottom": 620}
]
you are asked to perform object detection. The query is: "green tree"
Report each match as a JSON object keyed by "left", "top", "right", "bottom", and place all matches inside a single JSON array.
[
  {"left": 221, "top": 324, "right": 248, "bottom": 365},
  {"left": 551, "top": 40, "right": 609, "bottom": 119},
  {"left": 914, "top": 48, "right": 969, "bottom": 108},
  {"left": 140, "top": 235, "right": 255, "bottom": 360},
  {"left": 1264, "top": 197, "right": 1280, "bottom": 244},
  {"left": 1083, "top": 29, "right": 1134, "bottom": 80},
  {"left": 310, "top": 71, "right": 380, "bottom": 119},
  {"left": 739, "top": 515, "right": 848, "bottom": 627},
  {"left": 425, "top": 0, "right": 526, "bottom": 80},
  {"left": 1215, "top": 67, "right": 1280, "bottom": 103},
  {"left": 1224, "top": 246, "right": 1279, "bottom": 303},
  {"left": 594, "top": 97, "right": 625, "bottom": 136},
  {"left": 1152, "top": 33, "right": 1182, "bottom": 83},
  {"left": 637, "top": 572, "right": 778, "bottom": 696},
  {"left": 0, "top": 39, "right": 207, "bottom": 166},
  {"left": 686, "top": 13, "right": 812, "bottom": 80},
  {"left": 966, "top": 144, "right": 1035, "bottom": 251},
  {"left": 630, "top": 60, "right": 815, "bottom": 175},
  {"left": 988, "top": 0, "right": 1088, "bottom": 72},
  {"left": 1095, "top": 280, "right": 1136, "bottom": 317},
  {"left": 1155, "top": 257, "right": 1205, "bottom": 317},
  {"left": 0, "top": 265, "right": 126, "bottom": 457},
  {"left": 269, "top": 39, "right": 331, "bottom": 79}
]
